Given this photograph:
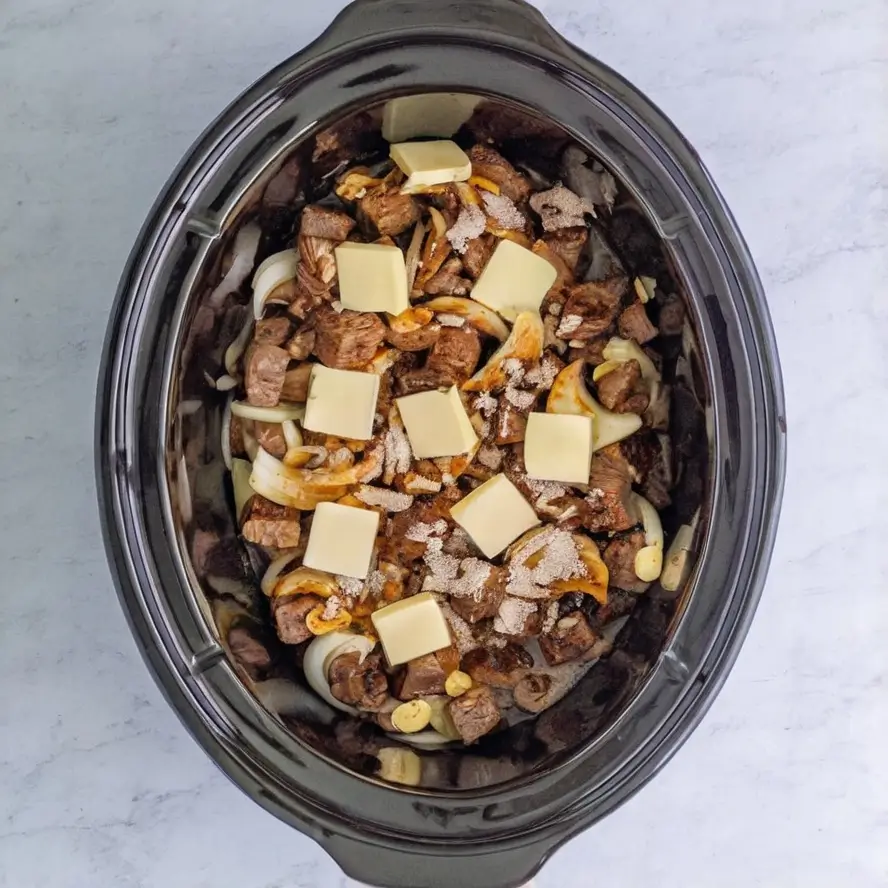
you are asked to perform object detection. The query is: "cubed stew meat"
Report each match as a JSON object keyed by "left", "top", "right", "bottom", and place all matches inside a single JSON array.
[{"left": 196, "top": 97, "right": 696, "bottom": 755}]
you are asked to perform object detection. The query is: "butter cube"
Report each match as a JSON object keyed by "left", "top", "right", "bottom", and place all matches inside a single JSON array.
[
  {"left": 370, "top": 592, "right": 453, "bottom": 667},
  {"left": 334, "top": 242, "right": 409, "bottom": 315},
  {"left": 382, "top": 93, "right": 481, "bottom": 143},
  {"left": 303, "top": 364, "right": 379, "bottom": 441},
  {"left": 302, "top": 502, "right": 380, "bottom": 579},
  {"left": 524, "top": 413, "right": 594, "bottom": 484},
  {"left": 470, "top": 240, "right": 558, "bottom": 321},
  {"left": 450, "top": 474, "right": 540, "bottom": 559},
  {"left": 390, "top": 140, "right": 472, "bottom": 192},
  {"left": 395, "top": 386, "right": 478, "bottom": 459}
]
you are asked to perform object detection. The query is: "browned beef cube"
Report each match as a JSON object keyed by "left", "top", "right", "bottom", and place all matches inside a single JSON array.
[
  {"left": 273, "top": 593, "right": 322, "bottom": 644},
  {"left": 582, "top": 444, "right": 638, "bottom": 533},
  {"left": 462, "top": 643, "right": 533, "bottom": 689},
  {"left": 254, "top": 421, "right": 287, "bottom": 458},
  {"left": 263, "top": 154, "right": 305, "bottom": 209},
  {"left": 425, "top": 326, "right": 482, "bottom": 385},
  {"left": 254, "top": 316, "right": 292, "bottom": 346},
  {"left": 311, "top": 112, "right": 381, "bottom": 176},
  {"left": 245, "top": 344, "right": 289, "bottom": 407},
  {"left": 450, "top": 567, "right": 506, "bottom": 624},
  {"left": 328, "top": 651, "right": 389, "bottom": 711},
  {"left": 385, "top": 323, "right": 441, "bottom": 352},
  {"left": 280, "top": 364, "right": 312, "bottom": 403},
  {"left": 558, "top": 281, "right": 622, "bottom": 341},
  {"left": 462, "top": 234, "right": 495, "bottom": 279},
  {"left": 540, "top": 612, "right": 612, "bottom": 666},
  {"left": 228, "top": 414, "right": 247, "bottom": 460},
  {"left": 227, "top": 624, "right": 273, "bottom": 680},
  {"left": 618, "top": 302, "right": 659, "bottom": 344},
  {"left": 595, "top": 359, "right": 650, "bottom": 414},
  {"left": 395, "top": 367, "right": 455, "bottom": 395},
  {"left": 241, "top": 495, "right": 301, "bottom": 548},
  {"left": 529, "top": 185, "right": 594, "bottom": 232},
  {"left": 300, "top": 204, "right": 357, "bottom": 241},
  {"left": 468, "top": 145, "right": 532, "bottom": 203},
  {"left": 313, "top": 306, "right": 386, "bottom": 370},
  {"left": 393, "top": 653, "right": 448, "bottom": 700},
  {"left": 286, "top": 326, "right": 317, "bottom": 360},
  {"left": 513, "top": 673, "right": 555, "bottom": 713},
  {"left": 448, "top": 685, "right": 501, "bottom": 744},
  {"left": 542, "top": 227, "right": 588, "bottom": 273},
  {"left": 603, "top": 531, "right": 651, "bottom": 593},
  {"left": 359, "top": 186, "right": 419, "bottom": 237},
  {"left": 568, "top": 336, "right": 609, "bottom": 366},
  {"left": 424, "top": 257, "right": 473, "bottom": 296},
  {"left": 494, "top": 402, "right": 528, "bottom": 445}
]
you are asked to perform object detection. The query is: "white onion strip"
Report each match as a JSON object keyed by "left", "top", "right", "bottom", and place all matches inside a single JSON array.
[
  {"left": 230, "top": 401, "right": 306, "bottom": 423},
  {"left": 632, "top": 493, "right": 664, "bottom": 582},
  {"left": 208, "top": 223, "right": 262, "bottom": 308},
  {"left": 224, "top": 313, "right": 254, "bottom": 377},
  {"left": 252, "top": 249, "right": 301, "bottom": 319},
  {"left": 221, "top": 397, "right": 233, "bottom": 470},
  {"left": 281, "top": 420, "right": 303, "bottom": 451},
  {"left": 261, "top": 550, "right": 302, "bottom": 597}
]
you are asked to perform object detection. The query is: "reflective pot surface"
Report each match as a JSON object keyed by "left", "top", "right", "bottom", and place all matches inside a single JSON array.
[{"left": 96, "top": 1, "right": 786, "bottom": 886}]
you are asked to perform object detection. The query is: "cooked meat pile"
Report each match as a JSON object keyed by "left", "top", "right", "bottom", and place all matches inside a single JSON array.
[{"left": 209, "top": 99, "right": 688, "bottom": 750}]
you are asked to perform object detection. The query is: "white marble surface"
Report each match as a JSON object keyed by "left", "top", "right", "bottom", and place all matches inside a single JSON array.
[{"left": 1, "top": 0, "right": 887, "bottom": 885}]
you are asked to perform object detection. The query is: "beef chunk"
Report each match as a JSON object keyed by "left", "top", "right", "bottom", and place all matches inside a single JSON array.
[
  {"left": 468, "top": 145, "right": 532, "bottom": 203},
  {"left": 393, "top": 652, "right": 449, "bottom": 700},
  {"left": 273, "top": 593, "right": 321, "bottom": 644},
  {"left": 424, "top": 257, "right": 473, "bottom": 296},
  {"left": 542, "top": 228, "right": 588, "bottom": 273},
  {"left": 462, "top": 235, "right": 495, "bottom": 279},
  {"left": 618, "top": 302, "right": 658, "bottom": 344},
  {"left": 300, "top": 204, "right": 356, "bottom": 241},
  {"left": 311, "top": 112, "right": 382, "bottom": 175},
  {"left": 254, "top": 316, "right": 292, "bottom": 346},
  {"left": 450, "top": 567, "right": 506, "bottom": 624},
  {"left": 328, "top": 651, "right": 389, "bottom": 711},
  {"left": 385, "top": 323, "right": 441, "bottom": 352},
  {"left": 280, "top": 364, "right": 312, "bottom": 402},
  {"left": 241, "top": 495, "right": 301, "bottom": 548},
  {"left": 608, "top": 207, "right": 665, "bottom": 277},
  {"left": 494, "top": 401, "right": 528, "bottom": 445},
  {"left": 587, "top": 587, "right": 637, "bottom": 629},
  {"left": 529, "top": 185, "right": 594, "bottom": 232},
  {"left": 380, "top": 488, "right": 462, "bottom": 564},
  {"left": 262, "top": 154, "right": 305, "bottom": 209},
  {"left": 425, "top": 326, "right": 482, "bottom": 384},
  {"left": 568, "top": 336, "right": 609, "bottom": 366},
  {"left": 245, "top": 344, "right": 289, "bottom": 407},
  {"left": 603, "top": 531, "right": 651, "bottom": 593},
  {"left": 396, "top": 367, "right": 455, "bottom": 395},
  {"left": 448, "top": 685, "right": 501, "bottom": 744},
  {"left": 557, "top": 281, "right": 622, "bottom": 341},
  {"left": 583, "top": 445, "right": 637, "bottom": 533},
  {"left": 540, "top": 612, "right": 612, "bottom": 666},
  {"left": 595, "top": 360, "right": 650, "bottom": 414},
  {"left": 513, "top": 673, "right": 555, "bottom": 713},
  {"left": 228, "top": 414, "right": 247, "bottom": 460},
  {"left": 227, "top": 625, "right": 273, "bottom": 680},
  {"left": 313, "top": 306, "right": 386, "bottom": 369},
  {"left": 286, "top": 326, "right": 317, "bottom": 360},
  {"left": 465, "top": 103, "right": 565, "bottom": 144},
  {"left": 254, "top": 421, "right": 287, "bottom": 458},
  {"left": 621, "top": 432, "right": 673, "bottom": 510},
  {"left": 462, "top": 643, "right": 533, "bottom": 689},
  {"left": 359, "top": 186, "right": 419, "bottom": 237},
  {"left": 658, "top": 293, "right": 685, "bottom": 336}
]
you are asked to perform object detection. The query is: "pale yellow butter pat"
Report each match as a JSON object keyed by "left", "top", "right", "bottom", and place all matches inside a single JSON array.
[
  {"left": 370, "top": 592, "right": 453, "bottom": 667},
  {"left": 470, "top": 240, "right": 558, "bottom": 321},
  {"left": 396, "top": 386, "right": 478, "bottom": 459},
  {"left": 450, "top": 474, "right": 540, "bottom": 559},
  {"left": 390, "top": 140, "right": 472, "bottom": 192},
  {"left": 382, "top": 93, "right": 481, "bottom": 143},
  {"left": 524, "top": 413, "right": 594, "bottom": 485},
  {"left": 334, "top": 242, "right": 409, "bottom": 315},
  {"left": 302, "top": 502, "right": 380, "bottom": 579},
  {"left": 303, "top": 364, "right": 380, "bottom": 441}
]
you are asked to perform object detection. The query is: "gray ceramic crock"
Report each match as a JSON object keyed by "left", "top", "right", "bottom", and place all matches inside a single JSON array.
[{"left": 96, "top": 1, "right": 786, "bottom": 886}]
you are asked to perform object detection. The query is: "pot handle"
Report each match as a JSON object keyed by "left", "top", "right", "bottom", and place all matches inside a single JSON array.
[
  {"left": 313, "top": 0, "right": 568, "bottom": 56},
  {"left": 324, "top": 833, "right": 554, "bottom": 888}
]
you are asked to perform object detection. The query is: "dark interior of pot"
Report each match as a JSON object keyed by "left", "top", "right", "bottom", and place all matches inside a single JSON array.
[{"left": 169, "top": 95, "right": 710, "bottom": 791}]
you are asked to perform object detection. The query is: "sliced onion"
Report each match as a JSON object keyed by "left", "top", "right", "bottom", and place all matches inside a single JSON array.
[
  {"left": 428, "top": 206, "right": 448, "bottom": 239},
  {"left": 261, "top": 550, "right": 302, "bottom": 597},
  {"left": 249, "top": 448, "right": 350, "bottom": 509},
  {"left": 405, "top": 221, "right": 426, "bottom": 291},
  {"left": 387, "top": 730, "right": 454, "bottom": 748},
  {"left": 231, "top": 458, "right": 253, "bottom": 521},
  {"left": 252, "top": 249, "right": 301, "bottom": 319},
  {"left": 281, "top": 420, "right": 303, "bottom": 451},
  {"left": 224, "top": 313, "right": 254, "bottom": 377},
  {"left": 230, "top": 401, "right": 306, "bottom": 423},
  {"left": 632, "top": 493, "right": 664, "bottom": 582},
  {"left": 221, "top": 397, "right": 233, "bottom": 470},
  {"left": 208, "top": 222, "right": 261, "bottom": 308},
  {"left": 242, "top": 423, "right": 259, "bottom": 462},
  {"left": 303, "top": 632, "right": 377, "bottom": 714},
  {"left": 284, "top": 445, "right": 327, "bottom": 469},
  {"left": 215, "top": 374, "right": 238, "bottom": 392}
]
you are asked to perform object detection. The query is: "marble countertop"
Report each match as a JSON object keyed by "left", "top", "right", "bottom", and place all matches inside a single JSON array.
[{"left": 1, "top": 0, "right": 886, "bottom": 886}]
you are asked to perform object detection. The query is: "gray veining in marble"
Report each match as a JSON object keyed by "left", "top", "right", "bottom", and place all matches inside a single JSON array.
[{"left": 1, "top": 0, "right": 887, "bottom": 886}]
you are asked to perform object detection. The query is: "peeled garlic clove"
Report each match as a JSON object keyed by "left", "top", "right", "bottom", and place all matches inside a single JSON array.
[
  {"left": 634, "top": 545, "right": 664, "bottom": 583},
  {"left": 445, "top": 671, "right": 473, "bottom": 697},
  {"left": 632, "top": 493, "right": 665, "bottom": 583},
  {"left": 391, "top": 699, "right": 433, "bottom": 734},
  {"left": 377, "top": 747, "right": 422, "bottom": 786},
  {"left": 463, "top": 311, "right": 544, "bottom": 391},
  {"left": 252, "top": 249, "right": 301, "bottom": 319},
  {"left": 661, "top": 522, "right": 695, "bottom": 593},
  {"left": 547, "top": 360, "right": 643, "bottom": 450},
  {"left": 634, "top": 276, "right": 656, "bottom": 304}
]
